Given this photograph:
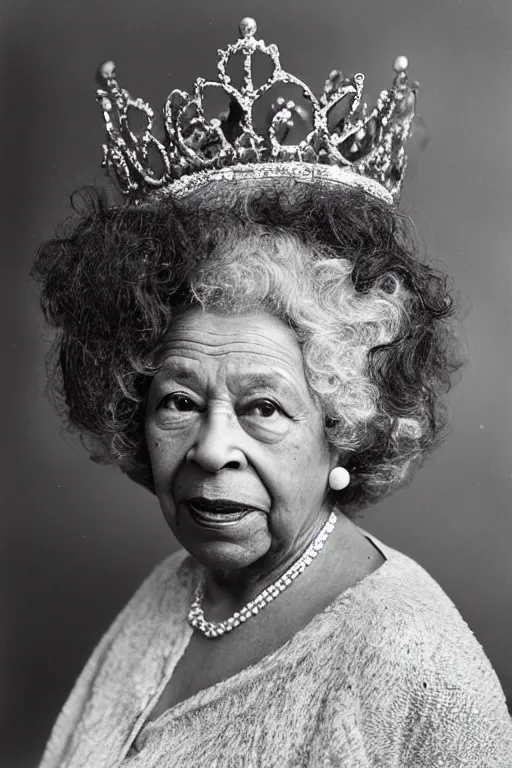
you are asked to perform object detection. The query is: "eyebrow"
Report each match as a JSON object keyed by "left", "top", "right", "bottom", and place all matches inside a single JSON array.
[
  {"left": 155, "top": 366, "right": 303, "bottom": 399},
  {"left": 236, "top": 372, "right": 296, "bottom": 394},
  {"left": 157, "top": 364, "right": 199, "bottom": 384}
]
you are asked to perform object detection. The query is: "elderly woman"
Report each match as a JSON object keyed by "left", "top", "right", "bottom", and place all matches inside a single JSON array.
[{"left": 33, "top": 17, "right": 511, "bottom": 768}]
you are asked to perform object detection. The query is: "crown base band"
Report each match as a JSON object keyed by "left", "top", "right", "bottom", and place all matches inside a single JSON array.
[{"left": 146, "top": 163, "right": 394, "bottom": 205}]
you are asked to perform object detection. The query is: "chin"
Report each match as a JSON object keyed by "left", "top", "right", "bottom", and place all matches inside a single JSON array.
[
  {"left": 181, "top": 535, "right": 272, "bottom": 573},
  {"left": 162, "top": 501, "right": 273, "bottom": 572}
]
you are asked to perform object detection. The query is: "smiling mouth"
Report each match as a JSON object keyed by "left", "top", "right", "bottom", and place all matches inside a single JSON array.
[{"left": 186, "top": 497, "right": 264, "bottom": 525}]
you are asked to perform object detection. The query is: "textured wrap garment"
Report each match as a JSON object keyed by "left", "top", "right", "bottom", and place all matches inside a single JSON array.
[{"left": 38, "top": 528, "right": 512, "bottom": 767}]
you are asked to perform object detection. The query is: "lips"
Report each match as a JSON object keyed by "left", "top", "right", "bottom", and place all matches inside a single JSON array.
[{"left": 186, "top": 497, "right": 264, "bottom": 525}]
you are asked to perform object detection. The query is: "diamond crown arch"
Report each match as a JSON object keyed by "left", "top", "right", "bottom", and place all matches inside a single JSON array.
[{"left": 96, "top": 17, "right": 418, "bottom": 202}]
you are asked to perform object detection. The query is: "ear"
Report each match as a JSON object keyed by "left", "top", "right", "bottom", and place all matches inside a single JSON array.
[
  {"left": 328, "top": 445, "right": 341, "bottom": 471},
  {"left": 328, "top": 446, "right": 351, "bottom": 472}
]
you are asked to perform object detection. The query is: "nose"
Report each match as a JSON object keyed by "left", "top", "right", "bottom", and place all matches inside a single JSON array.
[{"left": 186, "top": 411, "right": 248, "bottom": 473}]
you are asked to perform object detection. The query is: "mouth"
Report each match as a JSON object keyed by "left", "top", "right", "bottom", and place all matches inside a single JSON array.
[{"left": 185, "top": 497, "right": 265, "bottom": 527}]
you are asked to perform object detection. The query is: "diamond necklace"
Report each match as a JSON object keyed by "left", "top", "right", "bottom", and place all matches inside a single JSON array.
[{"left": 187, "top": 511, "right": 337, "bottom": 638}]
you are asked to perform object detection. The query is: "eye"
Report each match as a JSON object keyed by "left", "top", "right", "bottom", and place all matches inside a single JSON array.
[
  {"left": 158, "top": 393, "right": 199, "bottom": 412},
  {"left": 244, "top": 399, "right": 284, "bottom": 418}
]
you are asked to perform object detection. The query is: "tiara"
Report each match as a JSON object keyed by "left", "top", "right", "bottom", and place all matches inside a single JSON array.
[{"left": 96, "top": 17, "right": 418, "bottom": 204}]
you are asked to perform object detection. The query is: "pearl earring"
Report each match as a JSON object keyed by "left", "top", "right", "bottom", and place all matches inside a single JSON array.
[{"left": 328, "top": 466, "right": 350, "bottom": 491}]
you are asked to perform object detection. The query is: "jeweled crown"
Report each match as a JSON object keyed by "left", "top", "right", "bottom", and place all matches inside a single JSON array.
[{"left": 96, "top": 17, "right": 418, "bottom": 204}]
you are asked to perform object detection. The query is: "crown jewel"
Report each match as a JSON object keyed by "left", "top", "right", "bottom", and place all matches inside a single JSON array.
[{"left": 96, "top": 17, "right": 418, "bottom": 203}]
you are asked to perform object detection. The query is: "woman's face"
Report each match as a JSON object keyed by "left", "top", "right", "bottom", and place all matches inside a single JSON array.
[{"left": 145, "top": 309, "right": 339, "bottom": 575}]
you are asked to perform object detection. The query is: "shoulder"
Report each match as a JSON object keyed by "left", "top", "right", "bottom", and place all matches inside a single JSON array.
[
  {"left": 37, "top": 549, "right": 198, "bottom": 768},
  {"left": 128, "top": 547, "right": 196, "bottom": 605},
  {"left": 351, "top": 530, "right": 493, "bottom": 658},
  {"left": 322, "top": 536, "right": 512, "bottom": 764},
  {"left": 80, "top": 547, "right": 197, "bottom": 668},
  {"left": 79, "top": 547, "right": 197, "bottom": 674},
  {"left": 342, "top": 536, "right": 505, "bottom": 696},
  {"left": 115, "top": 548, "right": 198, "bottom": 631}
]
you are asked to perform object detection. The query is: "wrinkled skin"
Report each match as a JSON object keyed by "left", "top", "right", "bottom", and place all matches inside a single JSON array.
[{"left": 145, "top": 309, "right": 341, "bottom": 602}]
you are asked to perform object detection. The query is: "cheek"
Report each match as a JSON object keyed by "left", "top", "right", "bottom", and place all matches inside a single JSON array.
[
  {"left": 281, "top": 443, "right": 306, "bottom": 477},
  {"left": 146, "top": 434, "right": 182, "bottom": 530},
  {"left": 270, "top": 424, "right": 330, "bottom": 495},
  {"left": 146, "top": 428, "right": 182, "bottom": 490}
]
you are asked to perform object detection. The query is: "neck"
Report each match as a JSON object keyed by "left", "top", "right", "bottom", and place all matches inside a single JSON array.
[{"left": 203, "top": 507, "right": 345, "bottom": 613}]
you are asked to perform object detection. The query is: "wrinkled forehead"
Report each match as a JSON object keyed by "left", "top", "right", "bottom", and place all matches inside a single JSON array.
[
  {"left": 155, "top": 308, "right": 303, "bottom": 368},
  {"left": 151, "top": 308, "right": 313, "bottom": 397}
]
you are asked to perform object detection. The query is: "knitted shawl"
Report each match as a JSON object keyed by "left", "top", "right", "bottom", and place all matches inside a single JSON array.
[{"left": 38, "top": 529, "right": 512, "bottom": 767}]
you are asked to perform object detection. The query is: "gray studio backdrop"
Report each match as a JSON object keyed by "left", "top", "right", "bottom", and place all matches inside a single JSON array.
[{"left": 2, "top": 0, "right": 511, "bottom": 765}]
